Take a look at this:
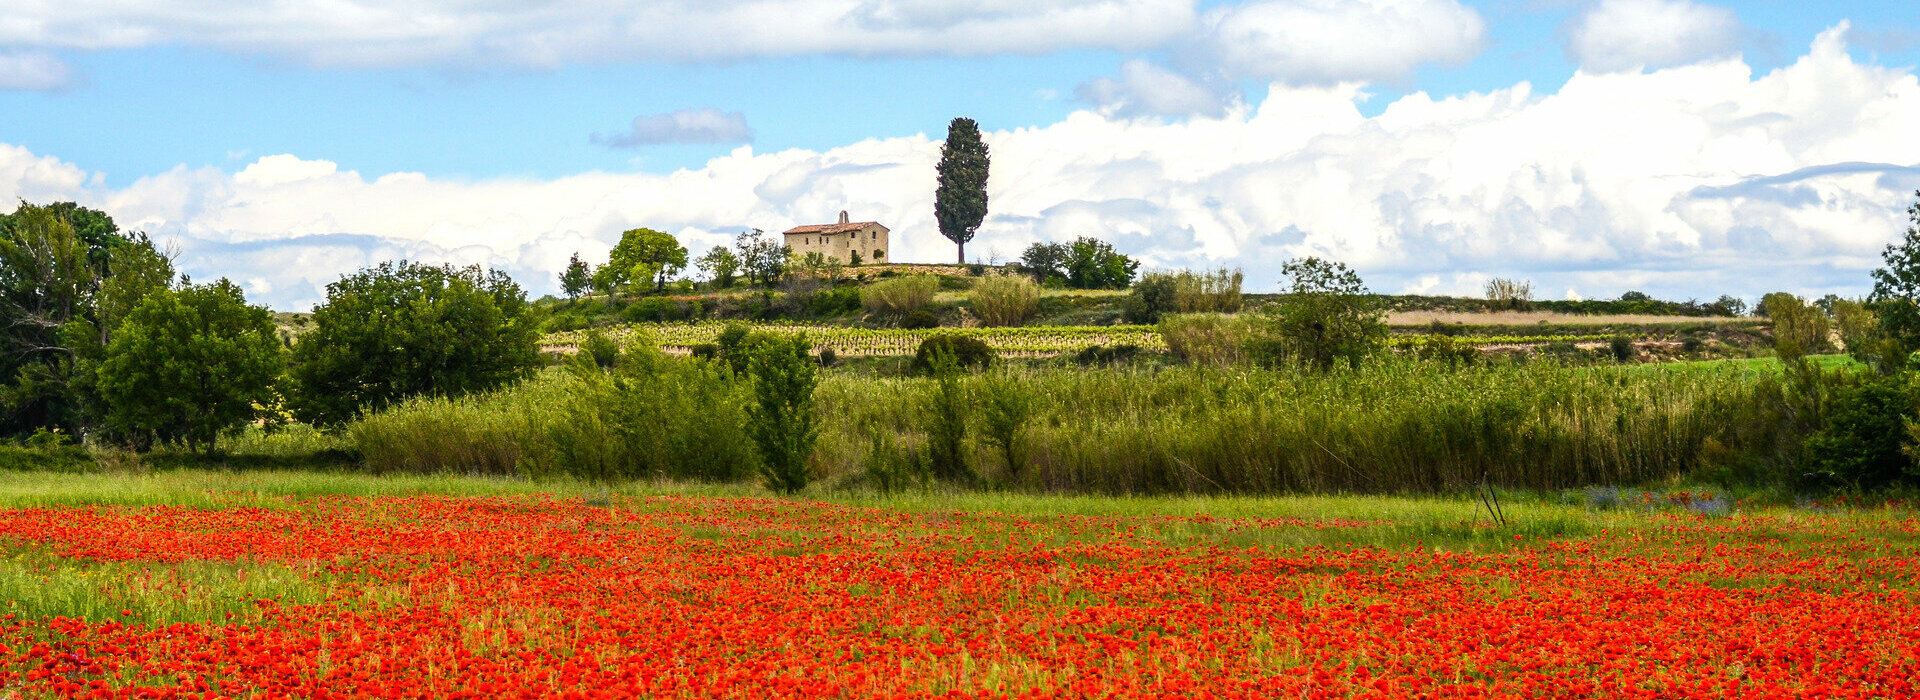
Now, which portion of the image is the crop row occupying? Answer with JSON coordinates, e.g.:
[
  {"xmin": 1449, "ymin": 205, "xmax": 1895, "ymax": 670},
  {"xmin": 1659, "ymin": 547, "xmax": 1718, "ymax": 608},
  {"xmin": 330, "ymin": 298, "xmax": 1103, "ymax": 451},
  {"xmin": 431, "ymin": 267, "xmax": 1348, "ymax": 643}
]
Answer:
[{"xmin": 546, "ymin": 323, "xmax": 1618, "ymax": 356}]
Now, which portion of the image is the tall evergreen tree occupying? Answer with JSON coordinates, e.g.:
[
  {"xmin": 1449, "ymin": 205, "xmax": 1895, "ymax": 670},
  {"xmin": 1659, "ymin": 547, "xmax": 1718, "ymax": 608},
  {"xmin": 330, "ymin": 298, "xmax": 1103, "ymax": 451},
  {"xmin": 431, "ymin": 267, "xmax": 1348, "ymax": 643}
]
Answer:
[
  {"xmin": 559, "ymin": 253, "xmax": 593, "ymax": 300},
  {"xmin": 934, "ymin": 117, "xmax": 990, "ymax": 264}
]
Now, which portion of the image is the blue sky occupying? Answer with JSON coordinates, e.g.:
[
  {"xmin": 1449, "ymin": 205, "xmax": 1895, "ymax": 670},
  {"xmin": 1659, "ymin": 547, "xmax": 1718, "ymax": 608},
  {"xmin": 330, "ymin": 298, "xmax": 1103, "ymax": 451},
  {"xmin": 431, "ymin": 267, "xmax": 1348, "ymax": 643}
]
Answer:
[{"xmin": 3, "ymin": 0, "xmax": 1919, "ymax": 309}]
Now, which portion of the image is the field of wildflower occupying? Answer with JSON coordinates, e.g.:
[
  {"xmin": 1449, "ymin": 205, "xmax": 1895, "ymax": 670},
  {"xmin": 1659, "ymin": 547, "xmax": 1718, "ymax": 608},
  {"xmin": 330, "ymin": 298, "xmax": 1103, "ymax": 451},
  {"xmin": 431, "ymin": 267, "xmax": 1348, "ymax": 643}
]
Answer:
[{"xmin": 0, "ymin": 473, "xmax": 1914, "ymax": 698}]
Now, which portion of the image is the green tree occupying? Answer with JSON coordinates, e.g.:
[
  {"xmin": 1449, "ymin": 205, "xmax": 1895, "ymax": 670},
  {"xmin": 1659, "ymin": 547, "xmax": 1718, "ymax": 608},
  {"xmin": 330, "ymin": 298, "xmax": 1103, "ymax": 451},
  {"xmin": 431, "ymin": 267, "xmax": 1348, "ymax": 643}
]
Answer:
[
  {"xmin": 735, "ymin": 229, "xmax": 788, "ymax": 287},
  {"xmin": 1064, "ymin": 236, "xmax": 1138, "ymax": 290},
  {"xmin": 289, "ymin": 261, "xmax": 540, "ymax": 426},
  {"xmin": 559, "ymin": 253, "xmax": 593, "ymax": 300},
  {"xmin": 978, "ymin": 369, "xmax": 1036, "ymax": 483},
  {"xmin": 1761, "ymin": 292, "xmax": 1830, "ymax": 360},
  {"xmin": 696, "ymin": 246, "xmax": 740, "ymax": 288},
  {"xmin": 96, "ymin": 279, "xmax": 284, "ymax": 455},
  {"xmin": 0, "ymin": 203, "xmax": 99, "ymax": 436},
  {"xmin": 923, "ymin": 347, "xmax": 973, "ymax": 484},
  {"xmin": 1871, "ymin": 189, "xmax": 1920, "ymax": 361},
  {"xmin": 746, "ymin": 335, "xmax": 821, "ymax": 495},
  {"xmin": 935, "ymin": 117, "xmax": 990, "ymax": 264},
  {"xmin": 1256, "ymin": 257, "xmax": 1386, "ymax": 371},
  {"xmin": 1018, "ymin": 241, "xmax": 1069, "ymax": 284},
  {"xmin": 600, "ymin": 228, "xmax": 687, "ymax": 293}
]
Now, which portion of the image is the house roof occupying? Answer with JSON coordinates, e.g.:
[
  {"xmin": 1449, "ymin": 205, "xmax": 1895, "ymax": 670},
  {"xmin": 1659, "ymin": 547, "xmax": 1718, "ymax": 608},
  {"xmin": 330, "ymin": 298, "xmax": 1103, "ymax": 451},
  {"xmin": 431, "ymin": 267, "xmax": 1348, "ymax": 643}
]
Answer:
[{"xmin": 782, "ymin": 221, "xmax": 883, "ymax": 236}]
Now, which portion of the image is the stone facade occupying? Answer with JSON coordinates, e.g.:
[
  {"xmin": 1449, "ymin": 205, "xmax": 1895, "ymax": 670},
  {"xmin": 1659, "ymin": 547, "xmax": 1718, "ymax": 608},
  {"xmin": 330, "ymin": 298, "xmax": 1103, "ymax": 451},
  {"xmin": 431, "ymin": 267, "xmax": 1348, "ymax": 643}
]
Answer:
[{"xmin": 782, "ymin": 211, "xmax": 889, "ymax": 265}]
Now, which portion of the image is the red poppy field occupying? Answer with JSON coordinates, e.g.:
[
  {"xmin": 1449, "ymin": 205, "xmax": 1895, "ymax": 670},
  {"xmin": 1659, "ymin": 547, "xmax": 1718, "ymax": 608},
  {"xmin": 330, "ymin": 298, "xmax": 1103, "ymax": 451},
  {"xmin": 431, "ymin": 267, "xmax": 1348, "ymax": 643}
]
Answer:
[{"xmin": 0, "ymin": 493, "xmax": 1916, "ymax": 699}]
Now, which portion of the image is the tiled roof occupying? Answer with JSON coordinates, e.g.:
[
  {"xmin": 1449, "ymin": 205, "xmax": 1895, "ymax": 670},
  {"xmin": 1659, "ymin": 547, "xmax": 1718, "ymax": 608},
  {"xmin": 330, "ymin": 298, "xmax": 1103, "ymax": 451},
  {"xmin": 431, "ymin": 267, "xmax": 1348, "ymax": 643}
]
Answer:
[{"xmin": 783, "ymin": 222, "xmax": 881, "ymax": 235}]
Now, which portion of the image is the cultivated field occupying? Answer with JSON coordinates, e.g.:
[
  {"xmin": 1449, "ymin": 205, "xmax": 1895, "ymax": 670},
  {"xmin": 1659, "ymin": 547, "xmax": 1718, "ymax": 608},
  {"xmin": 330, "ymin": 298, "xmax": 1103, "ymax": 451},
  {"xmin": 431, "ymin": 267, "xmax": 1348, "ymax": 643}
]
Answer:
[{"xmin": 0, "ymin": 472, "xmax": 1912, "ymax": 698}]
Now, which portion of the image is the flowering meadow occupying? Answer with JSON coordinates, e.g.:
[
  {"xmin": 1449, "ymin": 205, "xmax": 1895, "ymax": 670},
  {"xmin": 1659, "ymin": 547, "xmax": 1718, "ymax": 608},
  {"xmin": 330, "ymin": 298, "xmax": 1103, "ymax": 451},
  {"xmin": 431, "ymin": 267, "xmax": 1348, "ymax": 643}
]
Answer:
[{"xmin": 0, "ymin": 490, "xmax": 1916, "ymax": 698}]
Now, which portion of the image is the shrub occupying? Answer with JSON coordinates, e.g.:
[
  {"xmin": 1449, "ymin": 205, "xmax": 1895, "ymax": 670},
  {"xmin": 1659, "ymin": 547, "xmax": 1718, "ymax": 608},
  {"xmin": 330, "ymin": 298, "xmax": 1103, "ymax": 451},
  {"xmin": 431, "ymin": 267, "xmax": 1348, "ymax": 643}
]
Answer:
[
  {"xmin": 862, "ymin": 427, "xmax": 925, "ymax": 492},
  {"xmin": 923, "ymin": 348, "xmax": 973, "ymax": 484},
  {"xmin": 1074, "ymin": 344, "xmax": 1142, "ymax": 366},
  {"xmin": 900, "ymin": 309, "xmax": 940, "ymax": 330},
  {"xmin": 817, "ymin": 348, "xmax": 838, "ymax": 367},
  {"xmin": 1126, "ymin": 269, "xmax": 1244, "ymax": 323},
  {"xmin": 1159, "ymin": 314, "xmax": 1249, "ymax": 366},
  {"xmin": 716, "ymin": 324, "xmax": 781, "ymax": 375},
  {"xmin": 911, "ymin": 334, "xmax": 995, "ymax": 375},
  {"xmin": 809, "ymin": 286, "xmax": 862, "ymax": 318},
  {"xmin": 1122, "ymin": 274, "xmax": 1179, "ymax": 324},
  {"xmin": 978, "ymin": 370, "xmax": 1037, "ymax": 483},
  {"xmin": 690, "ymin": 343, "xmax": 720, "ymax": 361},
  {"xmin": 862, "ymin": 276, "xmax": 939, "ymax": 319},
  {"xmin": 290, "ymin": 261, "xmax": 539, "ymax": 426},
  {"xmin": 1608, "ymin": 335, "xmax": 1634, "ymax": 363},
  {"xmin": 1762, "ymin": 292, "xmax": 1831, "ymax": 359},
  {"xmin": 970, "ymin": 274, "xmax": 1041, "ymax": 327},
  {"xmin": 97, "ymin": 280, "xmax": 285, "ymax": 455},
  {"xmin": 1803, "ymin": 376, "xmax": 1917, "ymax": 491},
  {"xmin": 580, "ymin": 330, "xmax": 620, "ymax": 369},
  {"xmin": 1252, "ymin": 258, "xmax": 1385, "ymax": 371},
  {"xmin": 746, "ymin": 335, "xmax": 822, "ymax": 495},
  {"xmin": 624, "ymin": 296, "xmax": 690, "ymax": 323},
  {"xmin": 1484, "ymin": 278, "xmax": 1535, "ymax": 311}
]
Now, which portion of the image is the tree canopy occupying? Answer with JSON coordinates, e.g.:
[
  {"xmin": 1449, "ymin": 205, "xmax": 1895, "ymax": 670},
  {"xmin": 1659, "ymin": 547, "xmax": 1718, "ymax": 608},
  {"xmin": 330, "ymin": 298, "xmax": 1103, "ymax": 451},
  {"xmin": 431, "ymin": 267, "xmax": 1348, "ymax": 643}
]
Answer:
[
  {"xmin": 597, "ymin": 228, "xmax": 687, "ymax": 293},
  {"xmin": 1257, "ymin": 257, "xmax": 1387, "ymax": 371},
  {"xmin": 1871, "ymin": 189, "xmax": 1920, "ymax": 362},
  {"xmin": 935, "ymin": 117, "xmax": 990, "ymax": 264},
  {"xmin": 97, "ymin": 279, "xmax": 284, "ymax": 455},
  {"xmin": 289, "ymin": 261, "xmax": 540, "ymax": 426}
]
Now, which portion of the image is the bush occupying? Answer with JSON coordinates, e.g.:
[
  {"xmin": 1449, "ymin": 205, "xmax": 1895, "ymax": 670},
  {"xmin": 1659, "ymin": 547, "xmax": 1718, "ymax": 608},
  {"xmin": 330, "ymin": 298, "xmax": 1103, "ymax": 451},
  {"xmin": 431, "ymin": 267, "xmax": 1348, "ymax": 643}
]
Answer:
[
  {"xmin": 1252, "ymin": 258, "xmax": 1385, "ymax": 371},
  {"xmin": 1074, "ymin": 344, "xmax": 1142, "ymax": 366},
  {"xmin": 1762, "ymin": 292, "xmax": 1832, "ymax": 358},
  {"xmin": 97, "ymin": 280, "xmax": 286, "ymax": 455},
  {"xmin": 1122, "ymin": 274, "xmax": 1179, "ymax": 324},
  {"xmin": 809, "ymin": 286, "xmax": 862, "ymax": 318},
  {"xmin": 580, "ymin": 330, "xmax": 620, "ymax": 369},
  {"xmin": 1803, "ymin": 376, "xmax": 1917, "ymax": 491},
  {"xmin": 911, "ymin": 334, "xmax": 995, "ymax": 375},
  {"xmin": 716, "ymin": 324, "xmax": 781, "ymax": 375},
  {"xmin": 900, "ymin": 309, "xmax": 940, "ymax": 329},
  {"xmin": 624, "ymin": 296, "xmax": 690, "ymax": 323},
  {"xmin": 1159, "ymin": 314, "xmax": 1250, "ymax": 366},
  {"xmin": 923, "ymin": 348, "xmax": 973, "ymax": 484},
  {"xmin": 970, "ymin": 274, "xmax": 1041, "ymax": 327},
  {"xmin": 1125, "ymin": 269, "xmax": 1244, "ymax": 323},
  {"xmin": 746, "ymin": 335, "xmax": 822, "ymax": 495},
  {"xmin": 979, "ymin": 370, "xmax": 1037, "ymax": 483},
  {"xmin": 1484, "ymin": 278, "xmax": 1535, "ymax": 311},
  {"xmin": 817, "ymin": 347, "xmax": 838, "ymax": 367},
  {"xmin": 1608, "ymin": 335, "xmax": 1635, "ymax": 363},
  {"xmin": 862, "ymin": 276, "xmax": 939, "ymax": 319},
  {"xmin": 290, "ymin": 261, "xmax": 539, "ymax": 426}
]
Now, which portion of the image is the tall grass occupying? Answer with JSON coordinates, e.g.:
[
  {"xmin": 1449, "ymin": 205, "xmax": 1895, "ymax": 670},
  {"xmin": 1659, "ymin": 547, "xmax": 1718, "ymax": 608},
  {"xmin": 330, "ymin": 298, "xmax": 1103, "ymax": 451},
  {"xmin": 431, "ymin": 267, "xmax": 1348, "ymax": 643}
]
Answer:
[
  {"xmin": 969, "ymin": 274, "xmax": 1041, "ymax": 327},
  {"xmin": 346, "ymin": 354, "xmax": 1767, "ymax": 496},
  {"xmin": 861, "ymin": 276, "xmax": 939, "ymax": 318}
]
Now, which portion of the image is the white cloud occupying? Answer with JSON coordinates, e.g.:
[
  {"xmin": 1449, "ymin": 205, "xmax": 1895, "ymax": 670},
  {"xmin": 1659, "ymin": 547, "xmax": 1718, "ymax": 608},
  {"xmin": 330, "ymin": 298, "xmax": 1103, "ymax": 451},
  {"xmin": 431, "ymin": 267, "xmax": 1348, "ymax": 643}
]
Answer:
[
  {"xmin": 0, "ymin": 50, "xmax": 72, "ymax": 91},
  {"xmin": 594, "ymin": 109, "xmax": 754, "ymax": 148},
  {"xmin": 1565, "ymin": 0, "xmax": 1744, "ymax": 73},
  {"xmin": 1076, "ymin": 59, "xmax": 1228, "ymax": 118},
  {"xmin": 0, "ymin": 0, "xmax": 1194, "ymax": 67},
  {"xmin": 1198, "ymin": 0, "xmax": 1486, "ymax": 84},
  {"xmin": 3, "ymin": 24, "xmax": 1917, "ymax": 309}
]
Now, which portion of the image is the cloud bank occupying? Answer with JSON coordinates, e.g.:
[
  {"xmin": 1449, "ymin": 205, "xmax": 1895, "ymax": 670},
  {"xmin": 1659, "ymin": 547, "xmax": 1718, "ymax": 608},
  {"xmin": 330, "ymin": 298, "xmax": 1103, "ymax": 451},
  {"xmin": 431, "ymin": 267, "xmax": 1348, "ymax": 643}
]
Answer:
[{"xmin": 2, "ymin": 25, "xmax": 1916, "ymax": 310}]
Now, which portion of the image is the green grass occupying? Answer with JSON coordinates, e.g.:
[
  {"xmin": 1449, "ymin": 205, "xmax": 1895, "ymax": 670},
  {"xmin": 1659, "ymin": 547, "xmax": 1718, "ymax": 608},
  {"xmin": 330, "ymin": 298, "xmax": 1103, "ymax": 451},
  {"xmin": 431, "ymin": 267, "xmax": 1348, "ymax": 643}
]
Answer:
[{"xmin": 0, "ymin": 548, "xmax": 331, "ymax": 625}]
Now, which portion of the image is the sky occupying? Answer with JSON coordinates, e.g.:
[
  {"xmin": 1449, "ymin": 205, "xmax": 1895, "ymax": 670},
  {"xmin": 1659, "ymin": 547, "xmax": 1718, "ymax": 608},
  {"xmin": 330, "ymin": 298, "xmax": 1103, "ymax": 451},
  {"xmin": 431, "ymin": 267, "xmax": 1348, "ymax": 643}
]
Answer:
[{"xmin": 2, "ymin": 0, "xmax": 1919, "ymax": 310}]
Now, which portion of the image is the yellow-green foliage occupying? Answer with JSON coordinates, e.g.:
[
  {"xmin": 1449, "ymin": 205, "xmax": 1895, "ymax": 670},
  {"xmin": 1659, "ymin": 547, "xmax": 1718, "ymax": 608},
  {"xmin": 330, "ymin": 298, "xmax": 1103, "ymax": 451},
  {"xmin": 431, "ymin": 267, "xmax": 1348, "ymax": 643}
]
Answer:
[
  {"xmin": 1173, "ymin": 268, "xmax": 1244, "ymax": 313},
  {"xmin": 351, "ymin": 373, "xmax": 569, "ymax": 474},
  {"xmin": 1158, "ymin": 313, "xmax": 1251, "ymax": 365},
  {"xmin": 969, "ymin": 274, "xmax": 1041, "ymax": 327},
  {"xmin": 861, "ymin": 275, "xmax": 939, "ymax": 317}
]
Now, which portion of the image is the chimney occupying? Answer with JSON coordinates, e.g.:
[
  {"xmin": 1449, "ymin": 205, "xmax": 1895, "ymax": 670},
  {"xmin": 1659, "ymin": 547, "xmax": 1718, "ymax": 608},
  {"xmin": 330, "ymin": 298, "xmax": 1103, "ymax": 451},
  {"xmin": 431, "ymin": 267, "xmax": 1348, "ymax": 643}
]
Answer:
[{"xmin": 838, "ymin": 211, "xmax": 849, "ymax": 224}]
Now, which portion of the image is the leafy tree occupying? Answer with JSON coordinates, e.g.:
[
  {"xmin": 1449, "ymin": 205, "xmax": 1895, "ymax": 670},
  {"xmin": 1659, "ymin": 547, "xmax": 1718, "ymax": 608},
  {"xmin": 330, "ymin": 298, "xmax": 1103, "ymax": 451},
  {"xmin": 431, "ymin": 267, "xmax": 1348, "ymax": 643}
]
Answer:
[
  {"xmin": 978, "ymin": 369, "xmax": 1036, "ymax": 483},
  {"xmin": 696, "ymin": 246, "xmax": 740, "ymax": 288},
  {"xmin": 1019, "ymin": 241, "xmax": 1069, "ymax": 284},
  {"xmin": 734, "ymin": 229, "xmax": 789, "ymax": 287},
  {"xmin": 96, "ymin": 279, "xmax": 284, "ymax": 455},
  {"xmin": 1761, "ymin": 292, "xmax": 1830, "ymax": 360},
  {"xmin": 923, "ymin": 347, "xmax": 973, "ymax": 484},
  {"xmin": 1803, "ymin": 376, "xmax": 1917, "ymax": 491},
  {"xmin": 289, "ymin": 261, "xmax": 540, "ymax": 426},
  {"xmin": 1871, "ymin": 189, "xmax": 1920, "ymax": 359},
  {"xmin": 935, "ymin": 117, "xmax": 990, "ymax": 264},
  {"xmin": 746, "ymin": 335, "xmax": 820, "ymax": 495},
  {"xmin": 1064, "ymin": 236, "xmax": 1138, "ymax": 290},
  {"xmin": 559, "ymin": 253, "xmax": 593, "ymax": 300},
  {"xmin": 1255, "ymin": 257, "xmax": 1386, "ymax": 371},
  {"xmin": 1712, "ymin": 294, "xmax": 1749, "ymax": 317},
  {"xmin": 1484, "ymin": 278, "xmax": 1534, "ymax": 311},
  {"xmin": 0, "ymin": 203, "xmax": 106, "ymax": 436},
  {"xmin": 600, "ymin": 228, "xmax": 687, "ymax": 293}
]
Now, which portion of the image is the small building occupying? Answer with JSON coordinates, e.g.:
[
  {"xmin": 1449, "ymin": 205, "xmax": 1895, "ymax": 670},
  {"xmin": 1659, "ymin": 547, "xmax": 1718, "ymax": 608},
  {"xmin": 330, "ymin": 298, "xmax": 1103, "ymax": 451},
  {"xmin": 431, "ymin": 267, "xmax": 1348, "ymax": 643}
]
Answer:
[{"xmin": 782, "ymin": 211, "xmax": 888, "ymax": 265}]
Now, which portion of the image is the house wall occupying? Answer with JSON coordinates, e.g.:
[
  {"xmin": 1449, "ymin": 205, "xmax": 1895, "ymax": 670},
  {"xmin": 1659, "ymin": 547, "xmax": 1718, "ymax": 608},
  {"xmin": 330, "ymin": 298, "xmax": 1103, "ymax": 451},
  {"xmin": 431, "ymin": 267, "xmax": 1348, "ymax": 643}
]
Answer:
[{"xmin": 783, "ymin": 224, "xmax": 889, "ymax": 265}]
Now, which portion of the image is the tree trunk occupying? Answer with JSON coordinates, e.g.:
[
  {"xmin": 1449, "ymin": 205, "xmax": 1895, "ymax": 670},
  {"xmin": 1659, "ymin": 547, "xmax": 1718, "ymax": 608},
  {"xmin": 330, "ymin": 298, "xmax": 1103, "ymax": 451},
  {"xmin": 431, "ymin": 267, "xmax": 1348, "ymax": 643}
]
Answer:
[{"xmin": 957, "ymin": 241, "xmax": 965, "ymax": 264}]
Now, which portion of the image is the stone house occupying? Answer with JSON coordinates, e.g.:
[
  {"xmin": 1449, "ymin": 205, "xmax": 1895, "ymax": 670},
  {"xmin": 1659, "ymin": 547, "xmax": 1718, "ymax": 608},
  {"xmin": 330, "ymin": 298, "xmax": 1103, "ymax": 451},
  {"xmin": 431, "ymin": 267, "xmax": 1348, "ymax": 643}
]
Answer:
[{"xmin": 782, "ymin": 212, "xmax": 888, "ymax": 265}]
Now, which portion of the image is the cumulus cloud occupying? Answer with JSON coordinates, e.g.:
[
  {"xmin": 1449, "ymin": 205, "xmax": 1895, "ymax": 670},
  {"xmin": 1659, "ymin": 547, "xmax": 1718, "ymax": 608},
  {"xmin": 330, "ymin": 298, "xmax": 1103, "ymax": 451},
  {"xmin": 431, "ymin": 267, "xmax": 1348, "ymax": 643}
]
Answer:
[
  {"xmin": 594, "ymin": 109, "xmax": 754, "ymax": 148},
  {"xmin": 1075, "ymin": 59, "xmax": 1228, "ymax": 118},
  {"xmin": 1198, "ymin": 0, "xmax": 1486, "ymax": 84},
  {"xmin": 3, "ymin": 24, "xmax": 1917, "ymax": 309},
  {"xmin": 0, "ymin": 50, "xmax": 73, "ymax": 91},
  {"xmin": 0, "ymin": 0, "xmax": 1193, "ymax": 68},
  {"xmin": 1565, "ymin": 0, "xmax": 1744, "ymax": 73}
]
